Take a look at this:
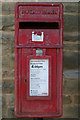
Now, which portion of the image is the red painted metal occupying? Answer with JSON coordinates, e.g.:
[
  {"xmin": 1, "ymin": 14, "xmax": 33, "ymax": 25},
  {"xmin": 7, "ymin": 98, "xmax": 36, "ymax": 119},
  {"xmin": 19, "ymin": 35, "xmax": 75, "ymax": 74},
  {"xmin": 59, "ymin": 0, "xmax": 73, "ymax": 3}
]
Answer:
[{"xmin": 15, "ymin": 2, "xmax": 63, "ymax": 118}]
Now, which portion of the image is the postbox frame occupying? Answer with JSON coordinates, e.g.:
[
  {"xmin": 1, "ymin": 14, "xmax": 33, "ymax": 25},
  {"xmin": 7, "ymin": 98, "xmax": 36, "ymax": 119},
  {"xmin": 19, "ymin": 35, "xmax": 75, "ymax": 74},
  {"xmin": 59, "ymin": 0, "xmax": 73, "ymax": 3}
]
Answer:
[{"xmin": 15, "ymin": 2, "xmax": 63, "ymax": 118}]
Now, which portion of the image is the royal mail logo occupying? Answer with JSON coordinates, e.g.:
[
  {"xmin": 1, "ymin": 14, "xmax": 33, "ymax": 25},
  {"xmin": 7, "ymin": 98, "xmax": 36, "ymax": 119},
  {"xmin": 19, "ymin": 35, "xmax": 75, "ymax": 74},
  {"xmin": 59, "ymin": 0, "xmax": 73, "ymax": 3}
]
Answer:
[{"xmin": 21, "ymin": 9, "xmax": 58, "ymax": 15}]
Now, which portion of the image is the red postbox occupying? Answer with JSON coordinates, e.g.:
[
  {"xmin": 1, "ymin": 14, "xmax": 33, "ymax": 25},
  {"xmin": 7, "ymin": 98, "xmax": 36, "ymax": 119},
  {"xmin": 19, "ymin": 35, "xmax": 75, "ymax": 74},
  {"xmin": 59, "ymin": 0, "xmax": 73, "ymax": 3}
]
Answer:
[{"xmin": 15, "ymin": 2, "xmax": 63, "ymax": 118}]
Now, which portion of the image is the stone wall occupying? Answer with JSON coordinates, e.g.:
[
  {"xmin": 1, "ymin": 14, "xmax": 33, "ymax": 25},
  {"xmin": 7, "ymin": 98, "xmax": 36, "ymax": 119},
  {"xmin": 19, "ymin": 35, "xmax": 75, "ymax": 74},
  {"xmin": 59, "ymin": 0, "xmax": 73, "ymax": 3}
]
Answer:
[{"xmin": 0, "ymin": 1, "xmax": 79, "ymax": 119}]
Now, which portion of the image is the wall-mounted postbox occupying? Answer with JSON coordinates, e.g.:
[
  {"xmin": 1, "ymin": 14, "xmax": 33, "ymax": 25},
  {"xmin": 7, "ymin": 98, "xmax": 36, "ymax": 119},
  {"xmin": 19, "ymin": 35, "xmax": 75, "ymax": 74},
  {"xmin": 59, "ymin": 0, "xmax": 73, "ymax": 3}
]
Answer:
[{"xmin": 15, "ymin": 2, "xmax": 63, "ymax": 118}]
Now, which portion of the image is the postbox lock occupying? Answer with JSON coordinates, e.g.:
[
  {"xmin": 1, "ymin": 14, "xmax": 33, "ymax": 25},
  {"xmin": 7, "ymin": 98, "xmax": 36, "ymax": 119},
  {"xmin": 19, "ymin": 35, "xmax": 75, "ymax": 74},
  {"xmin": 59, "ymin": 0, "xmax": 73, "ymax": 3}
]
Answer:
[
  {"xmin": 36, "ymin": 49, "xmax": 43, "ymax": 56},
  {"xmin": 24, "ymin": 78, "xmax": 27, "ymax": 83}
]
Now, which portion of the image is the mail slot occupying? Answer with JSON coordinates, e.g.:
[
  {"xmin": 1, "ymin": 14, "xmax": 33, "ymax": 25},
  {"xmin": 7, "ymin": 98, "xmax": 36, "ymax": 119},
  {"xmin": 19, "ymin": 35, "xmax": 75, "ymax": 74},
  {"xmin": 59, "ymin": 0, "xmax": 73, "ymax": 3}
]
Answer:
[{"xmin": 15, "ymin": 2, "xmax": 63, "ymax": 118}]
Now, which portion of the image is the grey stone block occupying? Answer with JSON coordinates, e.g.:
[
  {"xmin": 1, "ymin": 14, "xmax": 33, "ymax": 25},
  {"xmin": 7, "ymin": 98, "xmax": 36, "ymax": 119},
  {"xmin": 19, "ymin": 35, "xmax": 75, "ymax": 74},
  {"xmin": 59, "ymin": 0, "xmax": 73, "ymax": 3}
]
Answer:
[{"xmin": 63, "ymin": 13, "xmax": 78, "ymax": 32}]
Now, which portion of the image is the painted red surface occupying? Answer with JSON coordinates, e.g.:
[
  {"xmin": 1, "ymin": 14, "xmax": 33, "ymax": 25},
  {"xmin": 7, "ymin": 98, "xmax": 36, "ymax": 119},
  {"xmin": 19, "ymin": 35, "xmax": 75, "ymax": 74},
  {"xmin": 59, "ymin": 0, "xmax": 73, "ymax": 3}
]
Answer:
[{"xmin": 15, "ymin": 2, "xmax": 63, "ymax": 118}]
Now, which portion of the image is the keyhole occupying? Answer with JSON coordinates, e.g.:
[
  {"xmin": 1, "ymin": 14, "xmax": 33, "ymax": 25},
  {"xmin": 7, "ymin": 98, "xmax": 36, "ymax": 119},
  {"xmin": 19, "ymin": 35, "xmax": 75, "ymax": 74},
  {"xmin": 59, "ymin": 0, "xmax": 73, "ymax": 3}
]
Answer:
[{"xmin": 25, "ymin": 78, "xmax": 27, "ymax": 83}]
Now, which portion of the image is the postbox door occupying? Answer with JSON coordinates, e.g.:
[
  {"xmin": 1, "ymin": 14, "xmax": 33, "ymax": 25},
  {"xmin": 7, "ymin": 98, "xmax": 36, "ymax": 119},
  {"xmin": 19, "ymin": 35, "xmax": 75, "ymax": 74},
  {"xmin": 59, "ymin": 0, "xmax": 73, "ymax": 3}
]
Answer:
[{"xmin": 18, "ymin": 48, "xmax": 59, "ymax": 116}]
